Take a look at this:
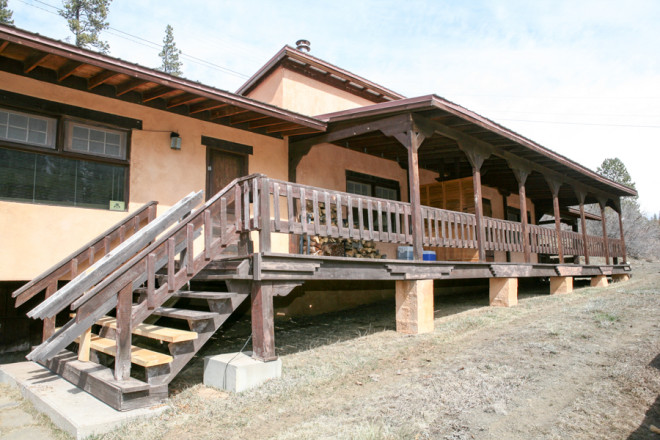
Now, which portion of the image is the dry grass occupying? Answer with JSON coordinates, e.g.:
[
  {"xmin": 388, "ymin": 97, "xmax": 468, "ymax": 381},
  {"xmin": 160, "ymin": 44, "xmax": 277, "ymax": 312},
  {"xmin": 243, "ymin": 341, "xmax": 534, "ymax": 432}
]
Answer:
[{"xmin": 10, "ymin": 261, "xmax": 660, "ymax": 439}]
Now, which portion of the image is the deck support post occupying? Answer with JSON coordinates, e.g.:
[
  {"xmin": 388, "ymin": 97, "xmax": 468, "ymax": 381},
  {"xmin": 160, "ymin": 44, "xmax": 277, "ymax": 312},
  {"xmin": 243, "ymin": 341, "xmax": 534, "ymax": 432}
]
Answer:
[
  {"xmin": 42, "ymin": 280, "xmax": 57, "ymax": 342},
  {"xmin": 590, "ymin": 275, "xmax": 608, "ymax": 287},
  {"xmin": 458, "ymin": 142, "xmax": 491, "ymax": 262},
  {"xmin": 597, "ymin": 198, "xmax": 610, "ymax": 265},
  {"xmin": 395, "ymin": 280, "xmax": 434, "ymax": 334},
  {"xmin": 545, "ymin": 177, "xmax": 564, "ymax": 264},
  {"xmin": 509, "ymin": 162, "xmax": 532, "ymax": 263},
  {"xmin": 613, "ymin": 198, "xmax": 627, "ymax": 264},
  {"xmin": 251, "ymin": 281, "xmax": 277, "ymax": 362},
  {"xmin": 489, "ymin": 277, "xmax": 518, "ymax": 307},
  {"xmin": 114, "ymin": 283, "xmax": 133, "ymax": 381},
  {"xmin": 612, "ymin": 274, "xmax": 630, "ymax": 283},
  {"xmin": 574, "ymin": 189, "xmax": 590, "ymax": 265},
  {"xmin": 549, "ymin": 276, "xmax": 573, "ymax": 295}
]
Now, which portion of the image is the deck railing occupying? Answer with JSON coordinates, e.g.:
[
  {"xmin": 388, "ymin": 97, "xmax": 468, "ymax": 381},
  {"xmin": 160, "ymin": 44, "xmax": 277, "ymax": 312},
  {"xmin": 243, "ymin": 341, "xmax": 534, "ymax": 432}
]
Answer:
[{"xmin": 259, "ymin": 177, "xmax": 623, "ymax": 261}]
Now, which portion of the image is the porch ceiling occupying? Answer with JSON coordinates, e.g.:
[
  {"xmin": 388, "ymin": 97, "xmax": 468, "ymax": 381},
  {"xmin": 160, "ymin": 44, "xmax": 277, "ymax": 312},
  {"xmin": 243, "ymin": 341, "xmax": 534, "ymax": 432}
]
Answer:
[
  {"xmin": 295, "ymin": 95, "xmax": 637, "ymax": 209},
  {"xmin": 0, "ymin": 25, "xmax": 325, "ymax": 138}
]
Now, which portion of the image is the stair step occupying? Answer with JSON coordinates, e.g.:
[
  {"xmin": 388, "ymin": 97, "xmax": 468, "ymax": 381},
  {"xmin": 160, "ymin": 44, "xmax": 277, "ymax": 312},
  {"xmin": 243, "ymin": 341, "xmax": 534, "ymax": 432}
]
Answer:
[
  {"xmin": 76, "ymin": 334, "xmax": 173, "ymax": 367},
  {"xmin": 152, "ymin": 307, "xmax": 220, "ymax": 321},
  {"xmin": 96, "ymin": 316, "xmax": 198, "ymax": 343},
  {"xmin": 172, "ymin": 291, "xmax": 236, "ymax": 300}
]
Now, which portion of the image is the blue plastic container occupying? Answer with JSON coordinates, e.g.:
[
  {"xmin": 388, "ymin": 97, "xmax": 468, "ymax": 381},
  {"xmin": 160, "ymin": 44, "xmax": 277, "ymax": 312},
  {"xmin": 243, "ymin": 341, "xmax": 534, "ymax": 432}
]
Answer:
[{"xmin": 423, "ymin": 250, "xmax": 437, "ymax": 261}]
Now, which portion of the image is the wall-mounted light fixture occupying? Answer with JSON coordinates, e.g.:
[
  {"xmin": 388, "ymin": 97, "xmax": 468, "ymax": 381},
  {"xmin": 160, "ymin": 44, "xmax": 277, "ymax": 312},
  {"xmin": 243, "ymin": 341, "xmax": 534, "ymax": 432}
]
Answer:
[{"xmin": 170, "ymin": 132, "xmax": 181, "ymax": 150}]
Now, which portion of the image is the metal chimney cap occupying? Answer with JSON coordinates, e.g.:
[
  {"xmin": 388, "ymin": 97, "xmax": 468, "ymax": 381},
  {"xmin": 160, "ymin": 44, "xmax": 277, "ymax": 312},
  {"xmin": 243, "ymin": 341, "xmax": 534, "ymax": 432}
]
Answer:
[{"xmin": 295, "ymin": 39, "xmax": 310, "ymax": 52}]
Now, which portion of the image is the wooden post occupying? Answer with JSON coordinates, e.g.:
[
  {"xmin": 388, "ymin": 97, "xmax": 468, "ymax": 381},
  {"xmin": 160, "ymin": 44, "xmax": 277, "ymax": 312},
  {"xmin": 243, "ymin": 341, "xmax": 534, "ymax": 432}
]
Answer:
[
  {"xmin": 78, "ymin": 327, "xmax": 92, "ymax": 362},
  {"xmin": 510, "ymin": 163, "xmax": 531, "ymax": 263},
  {"xmin": 114, "ymin": 283, "xmax": 133, "ymax": 381},
  {"xmin": 259, "ymin": 177, "xmax": 272, "ymax": 253},
  {"xmin": 42, "ymin": 280, "xmax": 57, "ymax": 342},
  {"xmin": 614, "ymin": 198, "xmax": 627, "ymax": 264},
  {"xmin": 459, "ymin": 142, "xmax": 491, "ymax": 262},
  {"xmin": 251, "ymin": 282, "xmax": 276, "ymax": 362},
  {"xmin": 498, "ymin": 189, "xmax": 511, "ymax": 262},
  {"xmin": 575, "ymin": 189, "xmax": 590, "ymax": 265},
  {"xmin": 545, "ymin": 177, "xmax": 564, "ymax": 264},
  {"xmin": 598, "ymin": 198, "xmax": 610, "ymax": 265}
]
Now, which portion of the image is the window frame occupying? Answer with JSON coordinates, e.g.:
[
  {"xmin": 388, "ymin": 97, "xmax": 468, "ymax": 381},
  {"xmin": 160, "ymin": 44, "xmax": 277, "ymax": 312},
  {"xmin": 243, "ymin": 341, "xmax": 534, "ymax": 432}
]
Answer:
[
  {"xmin": 345, "ymin": 170, "xmax": 401, "ymax": 202},
  {"xmin": 0, "ymin": 100, "xmax": 133, "ymax": 211}
]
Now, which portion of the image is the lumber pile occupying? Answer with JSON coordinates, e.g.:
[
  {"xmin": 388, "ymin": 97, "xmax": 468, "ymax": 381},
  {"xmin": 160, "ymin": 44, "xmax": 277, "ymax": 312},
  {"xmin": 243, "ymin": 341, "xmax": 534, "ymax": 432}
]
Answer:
[{"xmin": 304, "ymin": 201, "xmax": 385, "ymax": 259}]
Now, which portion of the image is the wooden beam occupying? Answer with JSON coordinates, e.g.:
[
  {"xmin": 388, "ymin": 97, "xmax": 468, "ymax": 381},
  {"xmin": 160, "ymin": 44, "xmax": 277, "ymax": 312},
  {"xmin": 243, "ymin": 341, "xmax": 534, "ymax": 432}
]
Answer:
[
  {"xmin": 23, "ymin": 52, "xmax": 50, "ymax": 73},
  {"xmin": 545, "ymin": 177, "xmax": 564, "ymax": 263},
  {"xmin": 142, "ymin": 85, "xmax": 172, "ymax": 102},
  {"xmin": 88, "ymin": 70, "xmax": 120, "ymax": 90},
  {"xmin": 116, "ymin": 78, "xmax": 146, "ymax": 96},
  {"xmin": 0, "ymin": 40, "xmax": 9, "ymax": 53},
  {"xmin": 189, "ymin": 101, "xmax": 227, "ymax": 114},
  {"xmin": 166, "ymin": 93, "xmax": 202, "ymax": 109},
  {"xmin": 251, "ymin": 282, "xmax": 277, "ymax": 362},
  {"xmin": 57, "ymin": 61, "xmax": 84, "ymax": 82},
  {"xmin": 209, "ymin": 105, "xmax": 248, "ymax": 120}
]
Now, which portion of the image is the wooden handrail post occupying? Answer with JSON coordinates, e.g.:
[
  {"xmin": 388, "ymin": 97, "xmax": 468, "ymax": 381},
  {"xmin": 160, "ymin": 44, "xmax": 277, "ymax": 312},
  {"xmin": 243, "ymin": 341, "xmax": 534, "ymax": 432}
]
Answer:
[
  {"xmin": 598, "ymin": 198, "xmax": 610, "ymax": 265},
  {"xmin": 259, "ymin": 177, "xmax": 272, "ymax": 253},
  {"xmin": 42, "ymin": 280, "xmax": 57, "ymax": 342},
  {"xmin": 114, "ymin": 283, "xmax": 133, "ymax": 381},
  {"xmin": 509, "ymin": 161, "xmax": 531, "ymax": 263},
  {"xmin": 545, "ymin": 177, "xmax": 564, "ymax": 263}
]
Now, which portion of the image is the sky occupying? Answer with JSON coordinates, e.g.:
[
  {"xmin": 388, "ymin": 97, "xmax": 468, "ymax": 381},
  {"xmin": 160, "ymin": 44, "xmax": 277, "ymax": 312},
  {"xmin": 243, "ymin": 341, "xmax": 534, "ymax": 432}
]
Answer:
[{"xmin": 8, "ymin": 0, "xmax": 660, "ymax": 215}]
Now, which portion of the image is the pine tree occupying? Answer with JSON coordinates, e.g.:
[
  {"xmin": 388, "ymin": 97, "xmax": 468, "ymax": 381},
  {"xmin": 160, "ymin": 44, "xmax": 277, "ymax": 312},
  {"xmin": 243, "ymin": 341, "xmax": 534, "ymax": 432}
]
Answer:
[
  {"xmin": 157, "ymin": 25, "xmax": 183, "ymax": 76},
  {"xmin": 596, "ymin": 157, "xmax": 636, "ymax": 190},
  {"xmin": 0, "ymin": 0, "xmax": 14, "ymax": 25},
  {"xmin": 59, "ymin": 0, "xmax": 111, "ymax": 53}
]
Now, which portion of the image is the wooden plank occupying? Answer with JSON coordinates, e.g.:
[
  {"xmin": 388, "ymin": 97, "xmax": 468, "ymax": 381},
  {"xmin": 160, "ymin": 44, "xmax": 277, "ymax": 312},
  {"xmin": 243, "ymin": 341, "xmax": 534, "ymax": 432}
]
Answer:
[
  {"xmin": 96, "ymin": 316, "xmax": 197, "ymax": 343},
  {"xmin": 146, "ymin": 253, "xmax": 156, "ymax": 310},
  {"xmin": 186, "ymin": 224, "xmax": 194, "ymax": 276},
  {"xmin": 77, "ymin": 327, "xmax": 92, "ymax": 362},
  {"xmin": 273, "ymin": 182, "xmax": 281, "ymax": 232},
  {"xmin": 114, "ymin": 284, "xmax": 133, "ymax": 381},
  {"xmin": 80, "ymin": 334, "xmax": 173, "ymax": 367},
  {"xmin": 259, "ymin": 177, "xmax": 272, "ymax": 252},
  {"xmin": 172, "ymin": 291, "xmax": 237, "ymax": 300},
  {"xmin": 151, "ymin": 307, "xmax": 219, "ymax": 321},
  {"xmin": 42, "ymin": 281, "xmax": 57, "ymax": 342},
  {"xmin": 312, "ymin": 190, "xmax": 320, "ymax": 235},
  {"xmin": 287, "ymin": 184, "xmax": 295, "ymax": 234},
  {"xmin": 357, "ymin": 198, "xmax": 364, "ymax": 239},
  {"xmin": 337, "ymin": 194, "xmax": 346, "ymax": 238},
  {"xmin": 28, "ymin": 193, "xmax": 201, "ymax": 320},
  {"xmin": 300, "ymin": 187, "xmax": 307, "ymax": 235}
]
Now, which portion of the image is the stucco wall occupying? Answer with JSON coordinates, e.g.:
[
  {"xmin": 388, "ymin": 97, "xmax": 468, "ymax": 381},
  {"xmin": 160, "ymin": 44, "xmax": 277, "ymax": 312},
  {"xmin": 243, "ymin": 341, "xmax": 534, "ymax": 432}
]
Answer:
[{"xmin": 0, "ymin": 72, "xmax": 289, "ymax": 280}]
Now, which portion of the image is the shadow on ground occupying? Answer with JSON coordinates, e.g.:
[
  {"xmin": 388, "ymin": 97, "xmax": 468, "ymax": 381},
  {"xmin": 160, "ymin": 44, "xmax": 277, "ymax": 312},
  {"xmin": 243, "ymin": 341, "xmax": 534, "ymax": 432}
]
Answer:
[{"xmin": 627, "ymin": 353, "xmax": 660, "ymax": 439}]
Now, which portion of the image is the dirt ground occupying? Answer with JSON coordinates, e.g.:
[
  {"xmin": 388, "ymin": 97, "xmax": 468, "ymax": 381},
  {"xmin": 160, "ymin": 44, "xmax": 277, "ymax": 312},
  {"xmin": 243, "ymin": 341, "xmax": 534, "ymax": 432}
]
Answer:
[{"xmin": 5, "ymin": 261, "xmax": 660, "ymax": 439}]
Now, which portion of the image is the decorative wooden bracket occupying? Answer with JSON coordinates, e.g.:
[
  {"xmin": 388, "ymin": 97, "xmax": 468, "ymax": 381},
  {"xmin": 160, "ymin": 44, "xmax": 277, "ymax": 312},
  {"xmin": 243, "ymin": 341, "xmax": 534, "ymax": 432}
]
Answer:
[
  {"xmin": 459, "ymin": 141, "xmax": 492, "ymax": 171},
  {"xmin": 508, "ymin": 159, "xmax": 532, "ymax": 185},
  {"xmin": 544, "ymin": 176, "xmax": 562, "ymax": 197}
]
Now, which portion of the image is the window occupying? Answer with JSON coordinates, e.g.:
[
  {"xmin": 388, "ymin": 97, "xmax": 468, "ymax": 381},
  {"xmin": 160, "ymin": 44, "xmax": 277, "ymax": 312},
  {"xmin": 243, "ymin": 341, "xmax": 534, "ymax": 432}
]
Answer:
[
  {"xmin": 0, "ymin": 108, "xmax": 56, "ymax": 149},
  {"xmin": 346, "ymin": 170, "xmax": 400, "ymax": 201},
  {"xmin": 0, "ymin": 105, "xmax": 130, "ymax": 210}
]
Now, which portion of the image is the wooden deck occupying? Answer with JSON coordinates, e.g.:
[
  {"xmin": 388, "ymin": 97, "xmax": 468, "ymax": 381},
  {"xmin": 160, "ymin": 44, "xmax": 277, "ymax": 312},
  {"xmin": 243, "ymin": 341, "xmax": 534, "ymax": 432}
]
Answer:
[{"xmin": 196, "ymin": 253, "xmax": 632, "ymax": 282}]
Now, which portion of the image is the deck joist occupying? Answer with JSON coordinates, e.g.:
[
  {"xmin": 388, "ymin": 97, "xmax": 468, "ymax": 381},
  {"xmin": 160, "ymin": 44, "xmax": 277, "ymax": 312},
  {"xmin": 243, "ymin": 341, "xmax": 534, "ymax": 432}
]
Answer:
[{"xmin": 194, "ymin": 253, "xmax": 631, "ymax": 282}]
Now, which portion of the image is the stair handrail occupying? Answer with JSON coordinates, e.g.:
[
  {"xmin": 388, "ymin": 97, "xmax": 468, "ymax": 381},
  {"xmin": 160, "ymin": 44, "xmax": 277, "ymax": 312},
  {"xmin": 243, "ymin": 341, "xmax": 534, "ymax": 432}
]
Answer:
[
  {"xmin": 28, "ymin": 191, "xmax": 204, "ymax": 321},
  {"xmin": 27, "ymin": 174, "xmax": 263, "ymax": 362},
  {"xmin": 12, "ymin": 201, "xmax": 159, "ymax": 307}
]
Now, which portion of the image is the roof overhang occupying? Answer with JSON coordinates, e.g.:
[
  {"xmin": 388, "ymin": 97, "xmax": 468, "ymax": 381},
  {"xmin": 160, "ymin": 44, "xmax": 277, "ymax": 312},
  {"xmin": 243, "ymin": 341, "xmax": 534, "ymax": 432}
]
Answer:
[
  {"xmin": 0, "ymin": 25, "xmax": 326, "ymax": 138},
  {"xmin": 236, "ymin": 45, "xmax": 405, "ymax": 104},
  {"xmin": 293, "ymin": 95, "xmax": 637, "ymax": 207}
]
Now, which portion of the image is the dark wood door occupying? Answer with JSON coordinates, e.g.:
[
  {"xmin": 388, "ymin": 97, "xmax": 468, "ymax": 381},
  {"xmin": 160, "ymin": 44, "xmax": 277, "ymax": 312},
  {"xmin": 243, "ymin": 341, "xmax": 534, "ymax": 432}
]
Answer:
[{"xmin": 206, "ymin": 148, "xmax": 247, "ymax": 199}]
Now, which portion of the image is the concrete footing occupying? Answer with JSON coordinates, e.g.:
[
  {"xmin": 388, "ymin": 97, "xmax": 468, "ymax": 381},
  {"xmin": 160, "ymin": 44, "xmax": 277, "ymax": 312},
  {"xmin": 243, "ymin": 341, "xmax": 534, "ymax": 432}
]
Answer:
[
  {"xmin": 549, "ymin": 276, "xmax": 573, "ymax": 295},
  {"xmin": 395, "ymin": 279, "xmax": 434, "ymax": 334},
  {"xmin": 0, "ymin": 361, "xmax": 165, "ymax": 440},
  {"xmin": 590, "ymin": 275, "xmax": 609, "ymax": 287},
  {"xmin": 204, "ymin": 351, "xmax": 281, "ymax": 393},
  {"xmin": 489, "ymin": 278, "xmax": 518, "ymax": 307},
  {"xmin": 612, "ymin": 274, "xmax": 630, "ymax": 283}
]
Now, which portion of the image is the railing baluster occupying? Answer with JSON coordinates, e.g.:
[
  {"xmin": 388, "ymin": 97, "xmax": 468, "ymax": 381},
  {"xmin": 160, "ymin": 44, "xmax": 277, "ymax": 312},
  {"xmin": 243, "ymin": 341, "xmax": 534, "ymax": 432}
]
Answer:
[
  {"xmin": 312, "ymin": 190, "xmax": 320, "ymax": 235},
  {"xmin": 243, "ymin": 182, "xmax": 250, "ymax": 231},
  {"xmin": 273, "ymin": 182, "xmax": 281, "ymax": 232},
  {"xmin": 252, "ymin": 178, "xmax": 259, "ymax": 230},
  {"xmin": 357, "ymin": 198, "xmax": 364, "ymax": 240},
  {"xmin": 147, "ymin": 253, "xmax": 156, "ymax": 310},
  {"xmin": 403, "ymin": 204, "xmax": 410, "ymax": 244},
  {"xmin": 377, "ymin": 201, "xmax": 383, "ymax": 242},
  {"xmin": 367, "ymin": 199, "xmax": 374, "ymax": 240},
  {"xmin": 167, "ymin": 237, "xmax": 175, "ymax": 292},
  {"xmin": 204, "ymin": 210, "xmax": 212, "ymax": 260},
  {"xmin": 287, "ymin": 184, "xmax": 294, "ymax": 233},
  {"xmin": 434, "ymin": 209, "xmax": 440, "ymax": 247},
  {"xmin": 324, "ymin": 191, "xmax": 332, "ymax": 237},
  {"xmin": 347, "ymin": 195, "xmax": 354, "ymax": 239},
  {"xmin": 186, "ymin": 224, "xmax": 194, "ymax": 276},
  {"xmin": 395, "ymin": 203, "xmax": 401, "ymax": 243},
  {"xmin": 387, "ymin": 202, "xmax": 393, "ymax": 242},
  {"xmin": 300, "ymin": 187, "xmax": 307, "ymax": 236},
  {"xmin": 220, "ymin": 197, "xmax": 227, "ymax": 242},
  {"xmin": 337, "ymin": 194, "xmax": 346, "ymax": 238},
  {"xmin": 235, "ymin": 184, "xmax": 242, "ymax": 231}
]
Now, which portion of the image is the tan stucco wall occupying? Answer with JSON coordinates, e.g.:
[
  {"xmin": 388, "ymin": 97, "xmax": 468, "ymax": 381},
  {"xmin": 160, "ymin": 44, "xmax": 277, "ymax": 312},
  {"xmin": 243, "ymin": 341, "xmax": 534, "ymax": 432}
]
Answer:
[
  {"xmin": 247, "ymin": 67, "xmax": 378, "ymax": 117},
  {"xmin": 0, "ymin": 72, "xmax": 289, "ymax": 280}
]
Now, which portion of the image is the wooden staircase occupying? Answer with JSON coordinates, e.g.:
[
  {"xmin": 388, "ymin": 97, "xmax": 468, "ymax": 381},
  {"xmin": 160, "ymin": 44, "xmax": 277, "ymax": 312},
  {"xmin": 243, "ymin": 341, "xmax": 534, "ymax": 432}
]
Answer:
[{"xmin": 13, "ymin": 175, "xmax": 266, "ymax": 410}]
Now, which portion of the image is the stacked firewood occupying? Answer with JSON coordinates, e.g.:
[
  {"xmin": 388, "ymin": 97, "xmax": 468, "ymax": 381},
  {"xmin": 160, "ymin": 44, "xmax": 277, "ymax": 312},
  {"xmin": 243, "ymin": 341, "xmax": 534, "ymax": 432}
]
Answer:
[{"xmin": 304, "ymin": 201, "xmax": 385, "ymax": 259}]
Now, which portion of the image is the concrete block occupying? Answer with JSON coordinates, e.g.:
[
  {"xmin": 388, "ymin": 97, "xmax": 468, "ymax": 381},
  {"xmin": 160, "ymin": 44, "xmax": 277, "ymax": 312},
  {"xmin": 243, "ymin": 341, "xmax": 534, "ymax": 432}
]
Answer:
[
  {"xmin": 489, "ymin": 278, "xmax": 518, "ymax": 307},
  {"xmin": 395, "ymin": 279, "xmax": 434, "ymax": 334},
  {"xmin": 549, "ymin": 276, "xmax": 573, "ymax": 295},
  {"xmin": 0, "ymin": 361, "xmax": 165, "ymax": 440},
  {"xmin": 204, "ymin": 351, "xmax": 281, "ymax": 393},
  {"xmin": 612, "ymin": 274, "xmax": 630, "ymax": 283},
  {"xmin": 590, "ymin": 275, "xmax": 609, "ymax": 287}
]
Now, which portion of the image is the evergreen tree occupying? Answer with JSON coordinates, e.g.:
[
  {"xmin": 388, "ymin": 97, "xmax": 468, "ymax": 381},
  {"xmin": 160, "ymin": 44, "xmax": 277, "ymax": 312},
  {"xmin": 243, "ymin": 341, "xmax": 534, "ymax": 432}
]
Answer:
[
  {"xmin": 0, "ymin": 0, "xmax": 14, "ymax": 25},
  {"xmin": 157, "ymin": 25, "xmax": 183, "ymax": 76},
  {"xmin": 596, "ymin": 157, "xmax": 636, "ymax": 190},
  {"xmin": 59, "ymin": 0, "xmax": 111, "ymax": 53}
]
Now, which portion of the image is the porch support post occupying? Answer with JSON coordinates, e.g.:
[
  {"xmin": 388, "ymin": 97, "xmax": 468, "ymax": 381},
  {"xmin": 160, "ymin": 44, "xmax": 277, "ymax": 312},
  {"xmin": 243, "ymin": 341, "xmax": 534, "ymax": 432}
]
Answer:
[
  {"xmin": 545, "ymin": 177, "xmax": 564, "ymax": 264},
  {"xmin": 489, "ymin": 278, "xmax": 518, "ymax": 307},
  {"xmin": 459, "ymin": 142, "xmax": 491, "ymax": 262},
  {"xmin": 575, "ymin": 189, "xmax": 590, "ymax": 265},
  {"xmin": 597, "ymin": 198, "xmax": 610, "ymax": 265},
  {"xmin": 114, "ymin": 283, "xmax": 133, "ymax": 381},
  {"xmin": 251, "ymin": 281, "xmax": 277, "ymax": 362},
  {"xmin": 613, "ymin": 198, "xmax": 627, "ymax": 264},
  {"xmin": 391, "ymin": 123, "xmax": 429, "ymax": 261},
  {"xmin": 549, "ymin": 276, "xmax": 573, "ymax": 295},
  {"xmin": 509, "ymin": 161, "xmax": 532, "ymax": 263},
  {"xmin": 498, "ymin": 189, "xmax": 511, "ymax": 262}
]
